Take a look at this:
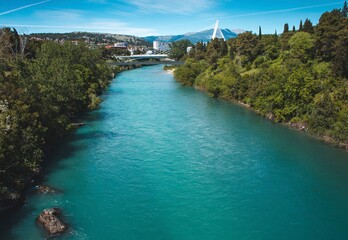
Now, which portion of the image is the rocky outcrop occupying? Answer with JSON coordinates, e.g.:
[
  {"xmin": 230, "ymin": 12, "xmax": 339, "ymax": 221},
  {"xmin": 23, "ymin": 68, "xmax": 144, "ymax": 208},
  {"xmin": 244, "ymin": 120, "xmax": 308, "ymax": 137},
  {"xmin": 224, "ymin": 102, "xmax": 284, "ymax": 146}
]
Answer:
[
  {"xmin": 37, "ymin": 208, "xmax": 67, "ymax": 235},
  {"xmin": 266, "ymin": 113, "xmax": 274, "ymax": 121},
  {"xmin": 0, "ymin": 192, "xmax": 24, "ymax": 213},
  {"xmin": 290, "ymin": 122, "xmax": 307, "ymax": 131}
]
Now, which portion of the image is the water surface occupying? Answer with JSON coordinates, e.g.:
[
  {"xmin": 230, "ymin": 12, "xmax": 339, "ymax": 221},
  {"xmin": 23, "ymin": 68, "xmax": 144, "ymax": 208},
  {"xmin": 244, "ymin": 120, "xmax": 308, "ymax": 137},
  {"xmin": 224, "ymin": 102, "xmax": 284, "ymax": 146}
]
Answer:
[{"xmin": 2, "ymin": 65, "xmax": 348, "ymax": 239}]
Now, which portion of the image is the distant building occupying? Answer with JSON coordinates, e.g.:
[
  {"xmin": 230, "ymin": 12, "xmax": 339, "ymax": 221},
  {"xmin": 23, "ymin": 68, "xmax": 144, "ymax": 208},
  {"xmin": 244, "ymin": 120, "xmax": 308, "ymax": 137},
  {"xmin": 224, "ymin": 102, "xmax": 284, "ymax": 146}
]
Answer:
[
  {"xmin": 153, "ymin": 41, "xmax": 170, "ymax": 51},
  {"xmin": 186, "ymin": 46, "xmax": 193, "ymax": 53},
  {"xmin": 105, "ymin": 42, "xmax": 128, "ymax": 49},
  {"xmin": 114, "ymin": 42, "xmax": 128, "ymax": 48}
]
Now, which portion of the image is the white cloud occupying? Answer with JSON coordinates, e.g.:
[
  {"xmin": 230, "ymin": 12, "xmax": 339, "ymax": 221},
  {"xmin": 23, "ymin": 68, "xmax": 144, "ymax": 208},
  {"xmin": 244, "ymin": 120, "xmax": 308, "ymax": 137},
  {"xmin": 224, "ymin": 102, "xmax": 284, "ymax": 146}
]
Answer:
[{"xmin": 124, "ymin": 0, "xmax": 213, "ymax": 14}]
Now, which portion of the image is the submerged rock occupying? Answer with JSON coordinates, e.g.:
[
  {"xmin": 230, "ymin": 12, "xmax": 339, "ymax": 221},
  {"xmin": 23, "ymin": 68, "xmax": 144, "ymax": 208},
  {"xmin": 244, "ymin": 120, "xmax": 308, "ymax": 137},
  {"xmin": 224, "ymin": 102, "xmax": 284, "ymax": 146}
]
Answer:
[
  {"xmin": 37, "ymin": 208, "xmax": 67, "ymax": 235},
  {"xmin": 71, "ymin": 122, "xmax": 85, "ymax": 127},
  {"xmin": 34, "ymin": 185, "xmax": 61, "ymax": 194}
]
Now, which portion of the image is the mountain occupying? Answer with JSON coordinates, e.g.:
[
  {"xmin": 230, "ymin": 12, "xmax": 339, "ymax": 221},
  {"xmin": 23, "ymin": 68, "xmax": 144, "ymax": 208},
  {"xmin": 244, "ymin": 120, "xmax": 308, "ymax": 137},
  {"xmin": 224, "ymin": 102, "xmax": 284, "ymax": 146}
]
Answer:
[
  {"xmin": 231, "ymin": 29, "xmax": 246, "ymax": 34},
  {"xmin": 144, "ymin": 28, "xmax": 241, "ymax": 44},
  {"xmin": 143, "ymin": 35, "xmax": 185, "ymax": 43}
]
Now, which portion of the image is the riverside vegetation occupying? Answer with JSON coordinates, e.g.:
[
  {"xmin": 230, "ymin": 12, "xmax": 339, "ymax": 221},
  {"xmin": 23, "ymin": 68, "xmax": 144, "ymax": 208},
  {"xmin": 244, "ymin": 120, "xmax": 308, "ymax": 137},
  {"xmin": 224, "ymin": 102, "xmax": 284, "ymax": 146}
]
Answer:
[
  {"xmin": 0, "ymin": 28, "xmax": 114, "ymax": 210},
  {"xmin": 173, "ymin": 4, "xmax": 348, "ymax": 148}
]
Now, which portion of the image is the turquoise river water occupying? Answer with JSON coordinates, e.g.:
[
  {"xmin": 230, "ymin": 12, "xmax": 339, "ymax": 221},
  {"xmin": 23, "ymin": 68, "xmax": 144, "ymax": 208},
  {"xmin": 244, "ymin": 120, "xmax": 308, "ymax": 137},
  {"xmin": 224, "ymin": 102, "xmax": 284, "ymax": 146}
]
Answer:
[{"xmin": 1, "ymin": 65, "xmax": 348, "ymax": 239}]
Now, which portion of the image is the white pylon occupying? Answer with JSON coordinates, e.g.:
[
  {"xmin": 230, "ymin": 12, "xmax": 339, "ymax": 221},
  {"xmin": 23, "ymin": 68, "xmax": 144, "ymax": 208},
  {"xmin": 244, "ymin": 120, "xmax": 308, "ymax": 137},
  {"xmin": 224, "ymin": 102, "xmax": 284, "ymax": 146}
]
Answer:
[{"xmin": 212, "ymin": 20, "xmax": 225, "ymax": 40}]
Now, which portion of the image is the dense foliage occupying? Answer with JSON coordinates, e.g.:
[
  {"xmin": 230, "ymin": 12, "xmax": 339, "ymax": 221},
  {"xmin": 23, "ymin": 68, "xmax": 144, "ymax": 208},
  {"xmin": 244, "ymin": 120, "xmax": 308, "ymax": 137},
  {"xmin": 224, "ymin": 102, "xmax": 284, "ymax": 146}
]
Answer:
[
  {"xmin": 174, "ymin": 5, "xmax": 348, "ymax": 147},
  {"xmin": 0, "ymin": 28, "xmax": 112, "ymax": 205},
  {"xmin": 169, "ymin": 40, "xmax": 192, "ymax": 61}
]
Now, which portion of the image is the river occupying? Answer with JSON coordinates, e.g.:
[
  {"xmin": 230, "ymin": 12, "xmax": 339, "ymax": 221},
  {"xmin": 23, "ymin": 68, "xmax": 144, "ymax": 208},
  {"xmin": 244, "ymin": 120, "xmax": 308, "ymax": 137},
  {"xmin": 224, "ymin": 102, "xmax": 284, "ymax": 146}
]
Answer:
[{"xmin": 1, "ymin": 65, "xmax": 348, "ymax": 239}]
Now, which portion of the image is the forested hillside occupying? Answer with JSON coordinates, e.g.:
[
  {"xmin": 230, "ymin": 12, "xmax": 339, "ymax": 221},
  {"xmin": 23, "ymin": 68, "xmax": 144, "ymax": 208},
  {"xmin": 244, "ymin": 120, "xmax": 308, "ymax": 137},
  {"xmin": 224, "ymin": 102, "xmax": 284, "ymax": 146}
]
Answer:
[
  {"xmin": 174, "ymin": 4, "xmax": 348, "ymax": 147},
  {"xmin": 28, "ymin": 31, "xmax": 150, "ymax": 46},
  {"xmin": 0, "ymin": 28, "xmax": 113, "ymax": 209}
]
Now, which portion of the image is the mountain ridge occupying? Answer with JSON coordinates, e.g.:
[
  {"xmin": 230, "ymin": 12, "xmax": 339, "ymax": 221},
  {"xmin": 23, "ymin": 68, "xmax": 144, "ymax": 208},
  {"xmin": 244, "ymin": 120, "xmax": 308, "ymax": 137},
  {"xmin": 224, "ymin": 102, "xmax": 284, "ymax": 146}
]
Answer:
[{"xmin": 144, "ymin": 28, "xmax": 244, "ymax": 43}]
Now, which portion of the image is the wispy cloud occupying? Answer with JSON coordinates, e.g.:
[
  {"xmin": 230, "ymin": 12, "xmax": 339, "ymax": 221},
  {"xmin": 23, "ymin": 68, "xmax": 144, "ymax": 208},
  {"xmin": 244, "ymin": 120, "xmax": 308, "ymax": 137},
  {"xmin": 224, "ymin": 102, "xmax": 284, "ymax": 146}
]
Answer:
[
  {"xmin": 0, "ymin": 0, "xmax": 51, "ymax": 16},
  {"xmin": 124, "ymin": 0, "xmax": 213, "ymax": 14},
  {"xmin": 34, "ymin": 9, "xmax": 84, "ymax": 21},
  {"xmin": 87, "ymin": 0, "xmax": 107, "ymax": 3},
  {"xmin": 218, "ymin": 2, "xmax": 343, "ymax": 19}
]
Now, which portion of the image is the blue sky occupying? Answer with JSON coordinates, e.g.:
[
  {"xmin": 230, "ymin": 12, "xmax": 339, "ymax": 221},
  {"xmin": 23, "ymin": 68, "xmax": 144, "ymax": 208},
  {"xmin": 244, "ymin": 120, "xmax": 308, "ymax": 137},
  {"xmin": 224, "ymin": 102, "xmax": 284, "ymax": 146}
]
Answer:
[{"xmin": 0, "ymin": 0, "xmax": 344, "ymax": 36}]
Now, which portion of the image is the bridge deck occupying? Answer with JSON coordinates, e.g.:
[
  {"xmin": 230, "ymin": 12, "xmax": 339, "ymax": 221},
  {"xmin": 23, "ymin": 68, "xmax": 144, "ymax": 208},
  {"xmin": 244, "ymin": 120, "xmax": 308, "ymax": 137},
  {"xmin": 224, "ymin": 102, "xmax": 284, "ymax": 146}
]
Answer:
[{"xmin": 108, "ymin": 61, "xmax": 183, "ymax": 67}]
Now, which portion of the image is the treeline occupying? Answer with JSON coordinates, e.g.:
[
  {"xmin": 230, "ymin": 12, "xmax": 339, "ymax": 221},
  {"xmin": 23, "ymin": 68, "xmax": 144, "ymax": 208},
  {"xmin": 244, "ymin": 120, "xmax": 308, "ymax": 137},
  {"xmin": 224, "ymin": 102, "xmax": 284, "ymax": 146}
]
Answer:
[
  {"xmin": 174, "ymin": 4, "xmax": 348, "ymax": 147},
  {"xmin": 0, "ymin": 28, "xmax": 113, "ymax": 208}
]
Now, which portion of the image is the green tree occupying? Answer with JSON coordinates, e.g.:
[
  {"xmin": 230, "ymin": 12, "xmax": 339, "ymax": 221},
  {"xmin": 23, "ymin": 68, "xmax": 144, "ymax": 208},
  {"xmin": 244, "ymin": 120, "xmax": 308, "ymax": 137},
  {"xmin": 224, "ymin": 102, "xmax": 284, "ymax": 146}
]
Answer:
[
  {"xmin": 333, "ymin": 106, "xmax": 348, "ymax": 142},
  {"xmin": 206, "ymin": 38, "xmax": 228, "ymax": 65},
  {"xmin": 303, "ymin": 18, "xmax": 314, "ymax": 34},
  {"xmin": 342, "ymin": 0, "xmax": 348, "ymax": 17},
  {"xmin": 289, "ymin": 32, "xmax": 315, "ymax": 63},
  {"xmin": 169, "ymin": 39, "xmax": 191, "ymax": 61},
  {"xmin": 332, "ymin": 19, "xmax": 348, "ymax": 77},
  {"xmin": 283, "ymin": 23, "xmax": 289, "ymax": 33},
  {"xmin": 315, "ymin": 10, "xmax": 345, "ymax": 61},
  {"xmin": 236, "ymin": 32, "xmax": 259, "ymax": 65},
  {"xmin": 309, "ymin": 92, "xmax": 338, "ymax": 134},
  {"xmin": 174, "ymin": 58, "xmax": 208, "ymax": 86}
]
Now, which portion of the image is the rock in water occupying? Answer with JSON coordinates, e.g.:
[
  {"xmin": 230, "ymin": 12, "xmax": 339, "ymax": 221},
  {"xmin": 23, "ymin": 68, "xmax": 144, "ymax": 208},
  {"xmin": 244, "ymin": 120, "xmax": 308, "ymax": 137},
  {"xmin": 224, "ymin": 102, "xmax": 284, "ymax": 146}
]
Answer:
[
  {"xmin": 34, "ymin": 185, "xmax": 61, "ymax": 194},
  {"xmin": 71, "ymin": 122, "xmax": 85, "ymax": 127},
  {"xmin": 37, "ymin": 208, "xmax": 67, "ymax": 235}
]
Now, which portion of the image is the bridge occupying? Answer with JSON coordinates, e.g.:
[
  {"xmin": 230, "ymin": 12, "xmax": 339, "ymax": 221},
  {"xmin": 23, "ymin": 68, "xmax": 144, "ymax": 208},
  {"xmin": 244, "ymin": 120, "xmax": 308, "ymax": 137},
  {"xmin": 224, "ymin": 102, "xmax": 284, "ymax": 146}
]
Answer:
[
  {"xmin": 113, "ymin": 54, "xmax": 169, "ymax": 61},
  {"xmin": 108, "ymin": 60, "xmax": 183, "ymax": 67},
  {"xmin": 111, "ymin": 20, "xmax": 225, "ymax": 67},
  {"xmin": 111, "ymin": 54, "xmax": 180, "ymax": 67}
]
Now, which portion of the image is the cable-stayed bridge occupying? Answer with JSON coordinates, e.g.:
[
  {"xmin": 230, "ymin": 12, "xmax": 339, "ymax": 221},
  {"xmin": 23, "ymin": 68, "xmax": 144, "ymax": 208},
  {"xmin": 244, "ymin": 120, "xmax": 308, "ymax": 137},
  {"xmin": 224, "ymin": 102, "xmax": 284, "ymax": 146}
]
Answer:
[{"xmin": 112, "ymin": 21, "xmax": 227, "ymax": 66}]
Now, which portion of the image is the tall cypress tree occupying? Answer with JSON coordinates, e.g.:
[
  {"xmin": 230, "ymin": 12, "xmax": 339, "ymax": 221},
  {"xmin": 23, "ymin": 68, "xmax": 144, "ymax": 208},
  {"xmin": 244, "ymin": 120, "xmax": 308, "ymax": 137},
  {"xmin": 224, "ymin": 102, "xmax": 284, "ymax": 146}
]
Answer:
[
  {"xmin": 292, "ymin": 25, "xmax": 296, "ymax": 32},
  {"xmin": 258, "ymin": 26, "xmax": 262, "ymax": 39},
  {"xmin": 299, "ymin": 20, "xmax": 303, "ymax": 31},
  {"xmin": 283, "ymin": 23, "xmax": 289, "ymax": 33},
  {"xmin": 342, "ymin": 0, "xmax": 348, "ymax": 17},
  {"xmin": 303, "ymin": 18, "xmax": 314, "ymax": 33}
]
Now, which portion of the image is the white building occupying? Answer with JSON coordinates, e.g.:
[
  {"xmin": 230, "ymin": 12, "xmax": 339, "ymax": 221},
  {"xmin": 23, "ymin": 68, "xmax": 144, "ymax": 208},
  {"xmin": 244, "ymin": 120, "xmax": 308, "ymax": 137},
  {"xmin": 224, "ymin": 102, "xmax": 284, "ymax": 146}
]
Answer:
[
  {"xmin": 114, "ymin": 42, "xmax": 128, "ymax": 48},
  {"xmin": 153, "ymin": 41, "xmax": 170, "ymax": 52}
]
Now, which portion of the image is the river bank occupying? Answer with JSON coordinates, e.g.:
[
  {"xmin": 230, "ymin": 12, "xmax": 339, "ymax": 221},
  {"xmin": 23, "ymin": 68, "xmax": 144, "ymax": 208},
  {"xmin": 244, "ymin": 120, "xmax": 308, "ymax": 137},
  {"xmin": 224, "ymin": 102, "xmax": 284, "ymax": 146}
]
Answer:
[
  {"xmin": 223, "ymin": 90, "xmax": 347, "ymax": 150},
  {"xmin": 0, "ymin": 65, "xmax": 118, "ymax": 218},
  {"xmin": 231, "ymin": 98, "xmax": 348, "ymax": 150},
  {"xmin": 170, "ymin": 66, "xmax": 348, "ymax": 151}
]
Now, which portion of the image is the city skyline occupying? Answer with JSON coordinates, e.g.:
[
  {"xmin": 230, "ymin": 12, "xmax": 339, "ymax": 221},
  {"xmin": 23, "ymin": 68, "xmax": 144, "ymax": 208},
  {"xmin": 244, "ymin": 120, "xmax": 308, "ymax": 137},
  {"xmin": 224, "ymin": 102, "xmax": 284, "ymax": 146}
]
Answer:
[{"xmin": 0, "ymin": 0, "xmax": 345, "ymax": 36}]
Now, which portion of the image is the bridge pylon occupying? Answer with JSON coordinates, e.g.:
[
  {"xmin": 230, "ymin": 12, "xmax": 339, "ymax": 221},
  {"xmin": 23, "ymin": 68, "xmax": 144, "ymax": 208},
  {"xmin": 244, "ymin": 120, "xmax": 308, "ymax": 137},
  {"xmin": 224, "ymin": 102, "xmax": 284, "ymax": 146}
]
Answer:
[{"xmin": 212, "ymin": 20, "xmax": 225, "ymax": 40}]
